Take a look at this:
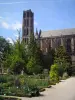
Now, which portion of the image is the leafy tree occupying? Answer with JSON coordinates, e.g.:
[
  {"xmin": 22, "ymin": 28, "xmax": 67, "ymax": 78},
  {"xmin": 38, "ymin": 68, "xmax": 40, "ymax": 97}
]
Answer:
[
  {"xmin": 0, "ymin": 36, "xmax": 10, "ymax": 62},
  {"xmin": 26, "ymin": 57, "xmax": 42, "ymax": 74},
  {"xmin": 54, "ymin": 46, "xmax": 71, "ymax": 64},
  {"xmin": 43, "ymin": 48, "xmax": 55, "ymax": 70},
  {"xmin": 27, "ymin": 33, "xmax": 35, "ymax": 58},
  {"xmin": 0, "ymin": 36, "xmax": 11, "ymax": 72},
  {"xmin": 11, "ymin": 34, "xmax": 27, "ymax": 74},
  {"xmin": 54, "ymin": 46, "xmax": 72, "ymax": 76},
  {"xmin": 27, "ymin": 33, "xmax": 42, "ymax": 64},
  {"xmin": 26, "ymin": 33, "xmax": 43, "ymax": 74},
  {"xmin": 10, "ymin": 57, "xmax": 25, "ymax": 74},
  {"xmin": 3, "ymin": 31, "xmax": 27, "ymax": 74}
]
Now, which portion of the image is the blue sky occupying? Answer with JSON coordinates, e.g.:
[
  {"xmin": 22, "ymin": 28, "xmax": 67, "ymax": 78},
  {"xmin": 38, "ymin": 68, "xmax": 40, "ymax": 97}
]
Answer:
[{"xmin": 0, "ymin": 0, "xmax": 75, "ymax": 43}]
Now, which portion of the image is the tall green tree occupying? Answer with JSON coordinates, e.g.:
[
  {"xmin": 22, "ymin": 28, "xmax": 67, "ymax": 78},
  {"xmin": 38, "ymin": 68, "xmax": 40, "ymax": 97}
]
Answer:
[
  {"xmin": 54, "ymin": 46, "xmax": 71, "ymax": 64},
  {"xmin": 3, "ymin": 31, "xmax": 27, "ymax": 74},
  {"xmin": 0, "ymin": 36, "xmax": 11, "ymax": 70},
  {"xmin": 27, "ymin": 33, "xmax": 42, "ymax": 65},
  {"xmin": 26, "ymin": 33, "xmax": 43, "ymax": 74},
  {"xmin": 27, "ymin": 33, "xmax": 36, "ymax": 58},
  {"xmin": 54, "ymin": 46, "xmax": 72, "ymax": 75}
]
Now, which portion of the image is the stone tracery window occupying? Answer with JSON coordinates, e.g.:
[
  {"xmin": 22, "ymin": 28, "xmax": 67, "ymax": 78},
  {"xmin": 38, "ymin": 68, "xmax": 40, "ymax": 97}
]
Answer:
[{"xmin": 66, "ymin": 38, "xmax": 71, "ymax": 54}]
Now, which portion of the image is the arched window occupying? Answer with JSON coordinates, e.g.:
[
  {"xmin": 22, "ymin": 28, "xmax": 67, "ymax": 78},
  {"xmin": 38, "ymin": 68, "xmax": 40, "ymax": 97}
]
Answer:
[
  {"xmin": 66, "ymin": 38, "xmax": 71, "ymax": 54},
  {"xmin": 27, "ymin": 19, "xmax": 29, "ymax": 26},
  {"xmin": 57, "ymin": 38, "xmax": 61, "ymax": 47},
  {"xmin": 74, "ymin": 39, "xmax": 75, "ymax": 54},
  {"xmin": 27, "ymin": 28, "xmax": 28, "ymax": 35},
  {"xmin": 24, "ymin": 19, "xmax": 26, "ymax": 26},
  {"xmin": 23, "ymin": 28, "xmax": 26, "ymax": 36},
  {"xmin": 27, "ymin": 12, "xmax": 29, "ymax": 17}
]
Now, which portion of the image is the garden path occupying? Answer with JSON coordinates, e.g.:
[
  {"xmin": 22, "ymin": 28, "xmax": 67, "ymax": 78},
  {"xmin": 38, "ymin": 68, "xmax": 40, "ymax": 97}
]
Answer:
[{"xmin": 20, "ymin": 77, "xmax": 75, "ymax": 100}]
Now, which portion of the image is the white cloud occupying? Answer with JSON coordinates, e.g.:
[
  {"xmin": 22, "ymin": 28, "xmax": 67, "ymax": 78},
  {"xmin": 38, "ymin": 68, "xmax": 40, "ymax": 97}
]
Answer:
[
  {"xmin": 1, "ymin": 21, "xmax": 9, "ymax": 29},
  {"xmin": 0, "ymin": 1, "xmax": 28, "ymax": 5},
  {"xmin": 11, "ymin": 21, "xmax": 22, "ymax": 30},
  {"xmin": 6, "ymin": 38, "xmax": 14, "ymax": 44},
  {"xmin": 0, "ymin": 18, "xmax": 36, "ymax": 31},
  {"xmin": 14, "ymin": 33, "xmax": 19, "ymax": 39},
  {"xmin": 34, "ymin": 21, "xmax": 38, "ymax": 26},
  {"xmin": 0, "ymin": 20, "xmax": 22, "ymax": 30}
]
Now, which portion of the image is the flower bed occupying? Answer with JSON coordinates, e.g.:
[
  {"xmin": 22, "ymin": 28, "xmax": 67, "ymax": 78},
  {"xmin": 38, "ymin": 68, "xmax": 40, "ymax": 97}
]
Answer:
[{"xmin": 0, "ymin": 74, "xmax": 50, "ymax": 97}]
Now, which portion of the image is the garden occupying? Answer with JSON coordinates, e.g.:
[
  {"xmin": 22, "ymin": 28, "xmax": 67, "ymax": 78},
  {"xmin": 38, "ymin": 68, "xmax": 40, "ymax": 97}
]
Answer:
[
  {"xmin": 0, "ymin": 74, "xmax": 50, "ymax": 97},
  {"xmin": 0, "ymin": 32, "xmax": 73, "ymax": 99}
]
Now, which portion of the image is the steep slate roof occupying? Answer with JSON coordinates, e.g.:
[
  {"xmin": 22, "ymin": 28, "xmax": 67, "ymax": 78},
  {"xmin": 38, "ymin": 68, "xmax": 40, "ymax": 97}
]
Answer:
[{"xmin": 40, "ymin": 28, "xmax": 75, "ymax": 38}]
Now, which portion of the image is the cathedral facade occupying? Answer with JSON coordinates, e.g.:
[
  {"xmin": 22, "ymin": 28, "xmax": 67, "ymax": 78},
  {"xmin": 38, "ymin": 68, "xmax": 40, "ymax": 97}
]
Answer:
[{"xmin": 22, "ymin": 9, "xmax": 75, "ymax": 65}]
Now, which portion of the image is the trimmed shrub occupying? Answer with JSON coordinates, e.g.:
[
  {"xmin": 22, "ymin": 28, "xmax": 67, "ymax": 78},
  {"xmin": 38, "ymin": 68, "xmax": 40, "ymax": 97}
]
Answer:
[
  {"xmin": 49, "ymin": 64, "xmax": 59, "ymax": 82},
  {"xmin": 50, "ymin": 71, "xmax": 59, "ymax": 82}
]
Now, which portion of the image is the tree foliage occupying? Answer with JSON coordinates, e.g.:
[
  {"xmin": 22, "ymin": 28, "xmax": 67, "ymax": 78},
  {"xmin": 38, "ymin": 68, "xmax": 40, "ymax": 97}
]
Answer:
[
  {"xmin": 0, "ymin": 36, "xmax": 12, "ymax": 72},
  {"xmin": 54, "ymin": 46, "xmax": 71, "ymax": 64},
  {"xmin": 26, "ymin": 57, "xmax": 42, "ymax": 74},
  {"xmin": 0, "ymin": 36, "xmax": 11, "ymax": 62},
  {"xmin": 3, "ymin": 32, "xmax": 27, "ymax": 74},
  {"xmin": 43, "ymin": 48, "xmax": 55, "ymax": 70},
  {"xmin": 54, "ymin": 46, "xmax": 72, "ymax": 76},
  {"xmin": 26, "ymin": 33, "xmax": 43, "ymax": 74},
  {"xmin": 3, "ymin": 32, "xmax": 43, "ymax": 74},
  {"xmin": 10, "ymin": 57, "xmax": 25, "ymax": 74},
  {"xmin": 50, "ymin": 64, "xmax": 59, "ymax": 82}
]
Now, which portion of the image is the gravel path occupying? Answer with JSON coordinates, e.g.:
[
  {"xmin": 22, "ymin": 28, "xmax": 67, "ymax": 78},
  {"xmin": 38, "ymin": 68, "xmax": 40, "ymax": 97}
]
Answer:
[{"xmin": 20, "ymin": 77, "xmax": 75, "ymax": 100}]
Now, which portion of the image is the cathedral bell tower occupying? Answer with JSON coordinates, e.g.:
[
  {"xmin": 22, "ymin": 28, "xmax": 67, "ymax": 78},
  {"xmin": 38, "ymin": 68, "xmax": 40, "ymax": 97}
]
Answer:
[{"xmin": 22, "ymin": 9, "xmax": 34, "ymax": 44}]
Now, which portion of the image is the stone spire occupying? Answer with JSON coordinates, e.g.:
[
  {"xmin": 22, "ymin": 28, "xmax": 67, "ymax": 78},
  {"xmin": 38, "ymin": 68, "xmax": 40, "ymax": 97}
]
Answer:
[
  {"xmin": 35, "ymin": 28, "xmax": 38, "ymax": 39},
  {"xmin": 36, "ymin": 28, "xmax": 38, "ymax": 36},
  {"xmin": 38, "ymin": 29, "xmax": 41, "ymax": 38}
]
